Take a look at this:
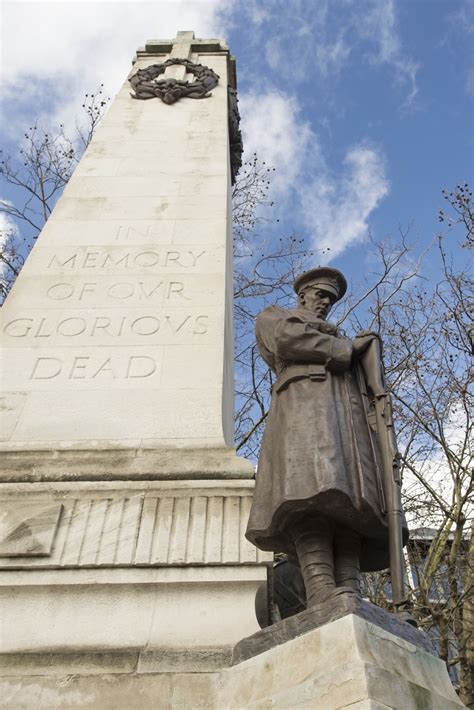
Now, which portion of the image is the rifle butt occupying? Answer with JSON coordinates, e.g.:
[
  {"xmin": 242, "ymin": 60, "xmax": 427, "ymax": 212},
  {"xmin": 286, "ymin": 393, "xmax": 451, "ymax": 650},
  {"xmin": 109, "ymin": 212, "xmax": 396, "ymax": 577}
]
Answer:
[{"xmin": 387, "ymin": 510, "xmax": 405, "ymax": 605}]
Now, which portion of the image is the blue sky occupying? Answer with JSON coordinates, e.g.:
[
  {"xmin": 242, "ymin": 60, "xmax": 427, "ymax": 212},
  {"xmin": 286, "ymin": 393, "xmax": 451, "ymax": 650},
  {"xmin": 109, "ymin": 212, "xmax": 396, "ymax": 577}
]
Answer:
[{"xmin": 1, "ymin": 0, "xmax": 473, "ymax": 286}]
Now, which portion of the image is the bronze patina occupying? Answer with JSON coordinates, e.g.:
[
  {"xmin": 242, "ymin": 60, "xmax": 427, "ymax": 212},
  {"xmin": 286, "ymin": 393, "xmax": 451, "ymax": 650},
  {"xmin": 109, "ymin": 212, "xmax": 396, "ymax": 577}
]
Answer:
[{"xmin": 246, "ymin": 267, "xmax": 408, "ymax": 609}]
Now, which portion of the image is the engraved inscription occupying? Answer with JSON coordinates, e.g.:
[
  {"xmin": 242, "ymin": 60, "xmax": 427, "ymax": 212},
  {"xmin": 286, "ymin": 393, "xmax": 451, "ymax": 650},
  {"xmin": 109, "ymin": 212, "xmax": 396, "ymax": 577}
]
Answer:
[
  {"xmin": 30, "ymin": 355, "xmax": 157, "ymax": 380},
  {"xmin": 115, "ymin": 224, "xmax": 168, "ymax": 241},
  {"xmin": 45, "ymin": 280, "xmax": 189, "ymax": 301},
  {"xmin": 47, "ymin": 249, "xmax": 207, "ymax": 271},
  {"xmin": 5, "ymin": 315, "xmax": 209, "ymax": 338}
]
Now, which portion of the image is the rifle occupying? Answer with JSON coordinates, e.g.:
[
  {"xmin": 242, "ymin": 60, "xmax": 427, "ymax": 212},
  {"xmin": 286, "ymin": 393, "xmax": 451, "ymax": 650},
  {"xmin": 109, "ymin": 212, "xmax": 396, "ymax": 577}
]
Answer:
[{"xmin": 358, "ymin": 336, "xmax": 406, "ymax": 607}]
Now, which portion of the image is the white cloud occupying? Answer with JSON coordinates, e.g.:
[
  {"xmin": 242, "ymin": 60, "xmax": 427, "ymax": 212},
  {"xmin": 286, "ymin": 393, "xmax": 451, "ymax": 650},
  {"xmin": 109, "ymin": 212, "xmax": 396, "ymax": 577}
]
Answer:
[
  {"xmin": 0, "ymin": 210, "xmax": 18, "ymax": 242},
  {"xmin": 245, "ymin": 0, "xmax": 269, "ymax": 27},
  {"xmin": 239, "ymin": 89, "xmax": 389, "ymax": 259},
  {"xmin": 446, "ymin": 0, "xmax": 474, "ymax": 97},
  {"xmin": 449, "ymin": 0, "xmax": 474, "ymax": 36},
  {"xmin": 239, "ymin": 90, "xmax": 319, "ymax": 195},
  {"xmin": 223, "ymin": 0, "xmax": 418, "ymax": 108},
  {"xmin": 302, "ymin": 145, "xmax": 389, "ymax": 259},
  {"xmin": 357, "ymin": 0, "xmax": 419, "ymax": 110},
  {"xmin": 264, "ymin": 31, "xmax": 350, "ymax": 81},
  {"xmin": 314, "ymin": 38, "xmax": 351, "ymax": 78},
  {"xmin": 0, "ymin": 209, "xmax": 19, "ymax": 279},
  {"xmin": 1, "ymin": 0, "xmax": 226, "ymax": 132},
  {"xmin": 1, "ymin": 2, "xmax": 391, "ymax": 260}
]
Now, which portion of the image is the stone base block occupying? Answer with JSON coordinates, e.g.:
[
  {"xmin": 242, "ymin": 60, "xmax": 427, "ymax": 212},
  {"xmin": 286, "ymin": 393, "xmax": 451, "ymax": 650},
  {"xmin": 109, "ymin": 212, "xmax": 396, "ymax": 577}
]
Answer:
[
  {"xmin": 220, "ymin": 613, "xmax": 464, "ymax": 709},
  {"xmin": 0, "ymin": 614, "xmax": 464, "ymax": 709},
  {"xmin": 232, "ymin": 592, "xmax": 434, "ymax": 663}
]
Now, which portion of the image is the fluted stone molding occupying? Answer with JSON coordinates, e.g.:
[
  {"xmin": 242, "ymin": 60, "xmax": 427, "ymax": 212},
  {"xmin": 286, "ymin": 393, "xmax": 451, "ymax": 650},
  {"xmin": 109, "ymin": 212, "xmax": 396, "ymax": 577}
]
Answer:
[{"xmin": 0, "ymin": 481, "xmax": 268, "ymax": 567}]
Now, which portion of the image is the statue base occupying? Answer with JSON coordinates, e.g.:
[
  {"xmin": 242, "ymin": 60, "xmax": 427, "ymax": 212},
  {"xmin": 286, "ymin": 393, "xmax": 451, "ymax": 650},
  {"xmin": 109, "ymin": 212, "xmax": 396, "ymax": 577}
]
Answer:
[
  {"xmin": 1, "ymin": 613, "xmax": 464, "ymax": 708},
  {"xmin": 232, "ymin": 593, "xmax": 434, "ymax": 663},
  {"xmin": 222, "ymin": 612, "xmax": 464, "ymax": 709}
]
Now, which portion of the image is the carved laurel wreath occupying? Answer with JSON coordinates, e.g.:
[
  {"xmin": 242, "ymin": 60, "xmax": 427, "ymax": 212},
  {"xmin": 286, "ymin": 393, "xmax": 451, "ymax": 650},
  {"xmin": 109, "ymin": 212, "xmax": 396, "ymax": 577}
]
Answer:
[
  {"xmin": 129, "ymin": 58, "xmax": 219, "ymax": 105},
  {"xmin": 129, "ymin": 57, "xmax": 243, "ymax": 184}
]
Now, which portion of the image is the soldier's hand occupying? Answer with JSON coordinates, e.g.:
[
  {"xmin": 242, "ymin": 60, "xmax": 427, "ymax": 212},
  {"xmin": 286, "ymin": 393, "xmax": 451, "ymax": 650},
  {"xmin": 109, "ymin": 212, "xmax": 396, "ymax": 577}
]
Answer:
[
  {"xmin": 352, "ymin": 335, "xmax": 376, "ymax": 356},
  {"xmin": 355, "ymin": 330, "xmax": 380, "ymax": 340}
]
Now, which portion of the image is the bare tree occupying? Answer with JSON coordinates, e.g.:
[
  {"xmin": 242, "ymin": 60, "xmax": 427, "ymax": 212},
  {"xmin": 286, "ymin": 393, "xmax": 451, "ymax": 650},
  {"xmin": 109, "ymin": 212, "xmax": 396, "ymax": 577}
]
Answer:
[
  {"xmin": 0, "ymin": 227, "xmax": 24, "ymax": 301},
  {"xmin": 356, "ymin": 194, "xmax": 473, "ymax": 705},
  {"xmin": 0, "ymin": 86, "xmax": 109, "ymax": 301},
  {"xmin": 439, "ymin": 183, "xmax": 473, "ymax": 249},
  {"xmin": 389, "ymin": 240, "xmax": 472, "ymax": 705}
]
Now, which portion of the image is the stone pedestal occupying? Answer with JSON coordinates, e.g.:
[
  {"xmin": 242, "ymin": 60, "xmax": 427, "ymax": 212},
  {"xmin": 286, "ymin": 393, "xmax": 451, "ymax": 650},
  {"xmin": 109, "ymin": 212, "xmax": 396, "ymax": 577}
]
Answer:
[
  {"xmin": 224, "ymin": 613, "xmax": 465, "ymax": 709},
  {"xmin": 0, "ymin": 33, "xmax": 271, "ymax": 706},
  {"xmin": 0, "ymin": 479, "xmax": 269, "ymax": 658},
  {"xmin": 0, "ymin": 614, "xmax": 464, "ymax": 709}
]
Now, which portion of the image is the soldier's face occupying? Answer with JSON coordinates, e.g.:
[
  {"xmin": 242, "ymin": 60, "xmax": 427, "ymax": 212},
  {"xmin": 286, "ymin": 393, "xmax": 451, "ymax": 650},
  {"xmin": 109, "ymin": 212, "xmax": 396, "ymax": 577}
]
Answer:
[{"xmin": 301, "ymin": 288, "xmax": 334, "ymax": 319}]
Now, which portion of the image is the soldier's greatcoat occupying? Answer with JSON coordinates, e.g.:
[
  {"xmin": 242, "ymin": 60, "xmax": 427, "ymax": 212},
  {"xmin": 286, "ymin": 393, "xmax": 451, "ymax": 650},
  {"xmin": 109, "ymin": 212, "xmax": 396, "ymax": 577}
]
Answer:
[{"xmin": 245, "ymin": 305, "xmax": 404, "ymax": 572}]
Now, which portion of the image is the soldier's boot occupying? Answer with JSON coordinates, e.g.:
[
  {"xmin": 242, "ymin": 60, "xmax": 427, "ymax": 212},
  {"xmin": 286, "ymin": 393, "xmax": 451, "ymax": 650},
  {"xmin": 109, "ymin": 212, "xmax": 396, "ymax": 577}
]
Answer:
[
  {"xmin": 292, "ymin": 516, "xmax": 335, "ymax": 607},
  {"xmin": 334, "ymin": 527, "xmax": 362, "ymax": 598}
]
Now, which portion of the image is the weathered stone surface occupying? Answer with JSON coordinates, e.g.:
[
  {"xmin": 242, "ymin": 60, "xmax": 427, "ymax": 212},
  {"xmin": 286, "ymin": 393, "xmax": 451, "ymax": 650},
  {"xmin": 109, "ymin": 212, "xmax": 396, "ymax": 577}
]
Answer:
[
  {"xmin": 0, "ymin": 447, "xmax": 254, "ymax": 482},
  {"xmin": 0, "ymin": 566, "xmax": 267, "ymax": 655},
  {"xmin": 137, "ymin": 648, "xmax": 232, "ymax": 674},
  {"xmin": 0, "ymin": 673, "xmax": 175, "ymax": 710},
  {"xmin": 0, "ymin": 480, "xmax": 269, "ymax": 567},
  {"xmin": 0, "ymin": 502, "xmax": 62, "ymax": 556},
  {"xmin": 0, "ymin": 648, "xmax": 231, "ymax": 676},
  {"xmin": 222, "ymin": 615, "xmax": 464, "ymax": 709},
  {"xmin": 0, "ymin": 671, "xmax": 222, "ymax": 710},
  {"xmin": 0, "ymin": 615, "xmax": 463, "ymax": 709},
  {"xmin": 171, "ymin": 672, "xmax": 218, "ymax": 710},
  {"xmin": 0, "ymin": 479, "xmax": 270, "ymax": 668},
  {"xmin": 338, "ymin": 702, "xmax": 393, "ymax": 709},
  {"xmin": 0, "ymin": 480, "xmax": 270, "ymax": 657},
  {"xmin": 232, "ymin": 594, "xmax": 434, "ymax": 664}
]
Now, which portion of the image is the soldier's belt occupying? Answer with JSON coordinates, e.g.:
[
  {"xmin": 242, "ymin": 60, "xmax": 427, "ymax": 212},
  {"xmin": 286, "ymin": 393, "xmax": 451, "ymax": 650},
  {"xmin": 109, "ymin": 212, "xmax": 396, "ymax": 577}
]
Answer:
[{"xmin": 274, "ymin": 365, "xmax": 327, "ymax": 392}]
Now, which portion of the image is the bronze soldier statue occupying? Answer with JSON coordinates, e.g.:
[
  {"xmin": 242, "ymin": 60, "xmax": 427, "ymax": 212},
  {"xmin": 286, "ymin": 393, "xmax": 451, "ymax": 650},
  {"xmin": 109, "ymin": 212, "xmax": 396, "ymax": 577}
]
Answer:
[{"xmin": 246, "ymin": 267, "xmax": 408, "ymax": 609}]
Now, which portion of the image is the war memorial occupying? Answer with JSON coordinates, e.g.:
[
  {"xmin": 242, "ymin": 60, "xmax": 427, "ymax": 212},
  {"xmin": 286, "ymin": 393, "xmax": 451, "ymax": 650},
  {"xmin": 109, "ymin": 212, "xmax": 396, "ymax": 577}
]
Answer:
[{"xmin": 0, "ymin": 33, "xmax": 464, "ymax": 709}]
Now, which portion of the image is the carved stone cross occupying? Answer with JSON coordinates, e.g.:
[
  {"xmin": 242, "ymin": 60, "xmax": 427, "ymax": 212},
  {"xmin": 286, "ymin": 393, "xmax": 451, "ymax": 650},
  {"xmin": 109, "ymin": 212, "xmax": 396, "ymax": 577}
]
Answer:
[
  {"xmin": 144, "ymin": 31, "xmax": 226, "ymax": 56},
  {"xmin": 144, "ymin": 31, "xmax": 226, "ymax": 81},
  {"xmin": 168, "ymin": 30, "xmax": 195, "ymax": 59}
]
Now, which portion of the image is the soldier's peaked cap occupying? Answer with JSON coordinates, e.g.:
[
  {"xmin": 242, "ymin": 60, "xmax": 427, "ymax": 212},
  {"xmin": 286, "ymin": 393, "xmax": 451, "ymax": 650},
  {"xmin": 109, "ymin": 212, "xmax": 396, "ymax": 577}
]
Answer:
[{"xmin": 293, "ymin": 267, "xmax": 347, "ymax": 301}]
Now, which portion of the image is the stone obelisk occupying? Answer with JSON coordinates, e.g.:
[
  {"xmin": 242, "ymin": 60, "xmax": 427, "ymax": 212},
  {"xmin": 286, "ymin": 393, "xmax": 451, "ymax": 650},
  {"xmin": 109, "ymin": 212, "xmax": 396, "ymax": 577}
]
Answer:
[
  {"xmin": 1, "ymin": 32, "xmax": 248, "ymax": 479},
  {"xmin": 0, "ymin": 34, "xmax": 270, "ymax": 707}
]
